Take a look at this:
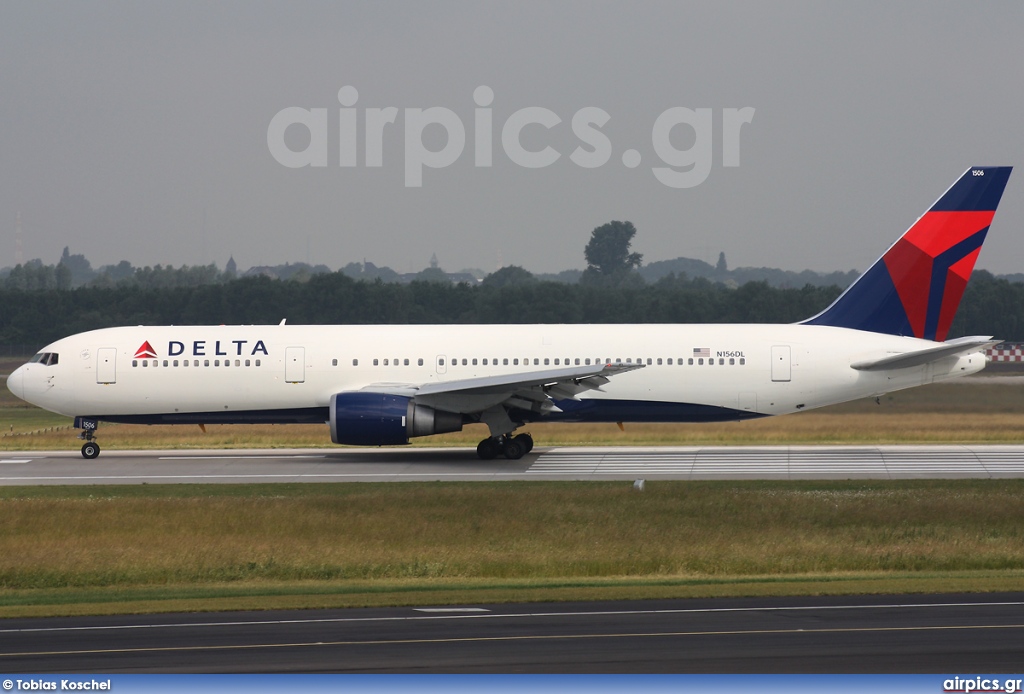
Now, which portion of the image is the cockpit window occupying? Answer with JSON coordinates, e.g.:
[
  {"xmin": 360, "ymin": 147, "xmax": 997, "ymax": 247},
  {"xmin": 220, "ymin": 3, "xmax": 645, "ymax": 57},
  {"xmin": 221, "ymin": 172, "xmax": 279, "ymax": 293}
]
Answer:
[{"xmin": 29, "ymin": 352, "xmax": 59, "ymax": 366}]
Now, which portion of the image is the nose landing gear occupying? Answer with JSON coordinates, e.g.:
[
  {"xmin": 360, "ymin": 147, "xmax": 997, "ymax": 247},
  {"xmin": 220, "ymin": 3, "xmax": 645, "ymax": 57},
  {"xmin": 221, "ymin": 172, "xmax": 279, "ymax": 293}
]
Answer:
[{"xmin": 74, "ymin": 417, "xmax": 101, "ymax": 459}]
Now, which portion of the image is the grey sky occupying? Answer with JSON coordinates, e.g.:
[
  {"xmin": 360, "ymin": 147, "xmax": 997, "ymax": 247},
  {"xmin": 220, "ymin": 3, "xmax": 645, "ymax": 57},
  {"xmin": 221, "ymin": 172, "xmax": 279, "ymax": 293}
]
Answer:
[{"xmin": 2, "ymin": 1, "xmax": 1022, "ymax": 276}]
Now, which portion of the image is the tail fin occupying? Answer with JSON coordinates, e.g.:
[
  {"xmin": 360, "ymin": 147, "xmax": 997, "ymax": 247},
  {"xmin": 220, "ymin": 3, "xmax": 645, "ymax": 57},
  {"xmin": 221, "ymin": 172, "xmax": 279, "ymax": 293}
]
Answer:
[{"xmin": 803, "ymin": 166, "xmax": 1012, "ymax": 340}]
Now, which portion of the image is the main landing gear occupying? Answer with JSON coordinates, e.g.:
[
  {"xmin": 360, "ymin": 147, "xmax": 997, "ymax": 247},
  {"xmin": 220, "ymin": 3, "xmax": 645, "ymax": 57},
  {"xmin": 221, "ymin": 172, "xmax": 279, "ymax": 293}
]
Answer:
[
  {"xmin": 74, "ymin": 417, "xmax": 100, "ymax": 459},
  {"xmin": 476, "ymin": 433, "xmax": 534, "ymax": 460}
]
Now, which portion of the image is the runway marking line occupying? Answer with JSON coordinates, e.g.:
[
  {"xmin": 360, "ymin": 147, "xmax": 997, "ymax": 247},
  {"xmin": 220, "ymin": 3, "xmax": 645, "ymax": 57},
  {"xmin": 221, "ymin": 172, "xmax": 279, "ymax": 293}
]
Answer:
[
  {"xmin": 2, "ymin": 600, "xmax": 1021, "ymax": 634},
  {"xmin": 160, "ymin": 456, "xmax": 328, "ymax": 460},
  {"xmin": 4, "ymin": 623, "xmax": 1024, "ymax": 659}
]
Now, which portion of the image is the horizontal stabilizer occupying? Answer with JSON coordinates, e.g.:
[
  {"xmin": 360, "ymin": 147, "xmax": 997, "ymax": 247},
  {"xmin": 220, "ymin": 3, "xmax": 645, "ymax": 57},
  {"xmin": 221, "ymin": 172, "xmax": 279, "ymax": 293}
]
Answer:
[{"xmin": 850, "ymin": 336, "xmax": 998, "ymax": 371}]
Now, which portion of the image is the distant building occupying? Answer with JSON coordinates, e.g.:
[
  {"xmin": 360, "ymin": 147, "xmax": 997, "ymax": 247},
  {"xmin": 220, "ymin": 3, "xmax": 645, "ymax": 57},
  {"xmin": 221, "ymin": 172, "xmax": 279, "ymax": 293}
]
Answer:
[
  {"xmin": 988, "ymin": 343, "xmax": 1024, "ymax": 362},
  {"xmin": 243, "ymin": 266, "xmax": 280, "ymax": 280}
]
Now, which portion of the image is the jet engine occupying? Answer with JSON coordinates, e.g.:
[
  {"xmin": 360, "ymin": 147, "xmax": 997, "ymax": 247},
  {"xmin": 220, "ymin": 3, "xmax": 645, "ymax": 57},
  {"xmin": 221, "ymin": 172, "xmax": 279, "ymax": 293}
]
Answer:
[{"xmin": 329, "ymin": 392, "xmax": 463, "ymax": 445}]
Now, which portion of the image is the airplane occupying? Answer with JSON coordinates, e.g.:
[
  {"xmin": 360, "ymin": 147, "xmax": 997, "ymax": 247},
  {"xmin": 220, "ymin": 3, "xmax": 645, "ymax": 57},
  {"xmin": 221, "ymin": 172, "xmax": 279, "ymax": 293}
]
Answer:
[{"xmin": 5, "ymin": 165, "xmax": 1013, "ymax": 460}]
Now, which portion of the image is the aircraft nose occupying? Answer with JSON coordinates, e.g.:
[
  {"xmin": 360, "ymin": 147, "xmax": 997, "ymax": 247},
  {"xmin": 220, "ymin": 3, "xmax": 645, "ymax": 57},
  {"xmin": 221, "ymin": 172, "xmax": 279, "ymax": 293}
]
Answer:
[{"xmin": 6, "ymin": 366, "xmax": 25, "ymax": 401}]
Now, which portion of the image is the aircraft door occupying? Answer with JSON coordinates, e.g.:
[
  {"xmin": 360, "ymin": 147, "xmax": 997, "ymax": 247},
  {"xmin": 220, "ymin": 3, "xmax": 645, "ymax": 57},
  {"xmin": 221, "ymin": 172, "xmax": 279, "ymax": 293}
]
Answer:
[
  {"xmin": 436, "ymin": 355, "xmax": 447, "ymax": 375},
  {"xmin": 771, "ymin": 345, "xmax": 791, "ymax": 382},
  {"xmin": 285, "ymin": 347, "xmax": 305, "ymax": 383},
  {"xmin": 97, "ymin": 348, "xmax": 117, "ymax": 384}
]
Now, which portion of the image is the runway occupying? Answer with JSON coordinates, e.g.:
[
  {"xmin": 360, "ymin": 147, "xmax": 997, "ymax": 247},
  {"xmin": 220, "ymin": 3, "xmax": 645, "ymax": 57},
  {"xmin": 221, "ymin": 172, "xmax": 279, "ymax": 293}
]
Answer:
[
  {"xmin": 3, "ymin": 444, "xmax": 1024, "ymax": 484},
  {"xmin": 2, "ymin": 594, "xmax": 1024, "ymax": 672}
]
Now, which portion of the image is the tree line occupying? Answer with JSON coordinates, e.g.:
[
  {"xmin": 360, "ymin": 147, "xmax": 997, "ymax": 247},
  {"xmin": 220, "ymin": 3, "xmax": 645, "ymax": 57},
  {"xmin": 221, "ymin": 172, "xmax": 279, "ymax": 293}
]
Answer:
[{"xmin": 1, "ymin": 269, "xmax": 1023, "ymax": 352}]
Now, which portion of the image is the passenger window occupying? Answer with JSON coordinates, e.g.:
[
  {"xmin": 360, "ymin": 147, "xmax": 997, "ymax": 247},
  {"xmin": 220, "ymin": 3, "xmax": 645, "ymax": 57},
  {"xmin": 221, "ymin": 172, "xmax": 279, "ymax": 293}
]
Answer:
[
  {"xmin": 204, "ymin": 360, "xmax": 210, "ymax": 367},
  {"xmin": 667, "ymin": 358, "xmax": 673, "ymax": 365},
  {"xmin": 245, "ymin": 360, "xmax": 250, "ymax": 367},
  {"xmin": 575, "ymin": 358, "xmax": 580, "ymax": 365},
  {"xmin": 513, "ymin": 358, "xmax": 519, "ymax": 365},
  {"xmin": 688, "ymin": 358, "xmax": 694, "ymax": 365},
  {"xmin": 719, "ymin": 358, "xmax": 725, "ymax": 365},
  {"xmin": 404, "ymin": 358, "xmax": 410, "ymax": 366},
  {"xmin": 740, "ymin": 358, "xmax": 746, "ymax": 365},
  {"xmin": 554, "ymin": 358, "xmax": 559, "ymax": 365},
  {"xmin": 544, "ymin": 358, "xmax": 550, "ymax": 365},
  {"xmin": 698, "ymin": 358, "xmax": 703, "ymax": 365},
  {"xmin": 472, "ymin": 358, "xmax": 478, "ymax": 366},
  {"xmin": 373, "ymin": 359, "xmax": 379, "ymax": 366},
  {"xmin": 503, "ymin": 358, "xmax": 509, "ymax": 365},
  {"xmin": 132, "ymin": 360, "xmax": 138, "ymax": 367},
  {"xmin": 462, "ymin": 358, "xmax": 468, "ymax": 366},
  {"xmin": 534, "ymin": 358, "xmax": 539, "ymax": 365},
  {"xmin": 729, "ymin": 358, "xmax": 735, "ymax": 365}
]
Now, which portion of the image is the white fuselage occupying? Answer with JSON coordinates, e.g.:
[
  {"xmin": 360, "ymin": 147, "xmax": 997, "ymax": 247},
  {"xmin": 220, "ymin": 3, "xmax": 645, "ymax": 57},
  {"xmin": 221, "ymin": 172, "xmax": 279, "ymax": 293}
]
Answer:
[{"xmin": 7, "ymin": 323, "xmax": 985, "ymax": 427}]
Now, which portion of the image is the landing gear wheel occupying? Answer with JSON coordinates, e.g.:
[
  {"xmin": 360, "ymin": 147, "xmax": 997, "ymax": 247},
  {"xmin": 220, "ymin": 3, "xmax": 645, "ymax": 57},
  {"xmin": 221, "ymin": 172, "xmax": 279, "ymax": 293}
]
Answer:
[
  {"xmin": 514, "ymin": 433, "xmax": 534, "ymax": 454},
  {"xmin": 75, "ymin": 417, "xmax": 100, "ymax": 459},
  {"xmin": 502, "ymin": 437, "xmax": 525, "ymax": 460},
  {"xmin": 476, "ymin": 437, "xmax": 500, "ymax": 460}
]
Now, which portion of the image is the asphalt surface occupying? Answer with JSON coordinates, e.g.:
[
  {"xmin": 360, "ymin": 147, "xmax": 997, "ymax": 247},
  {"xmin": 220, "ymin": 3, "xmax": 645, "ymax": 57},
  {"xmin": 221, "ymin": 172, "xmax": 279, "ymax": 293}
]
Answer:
[
  {"xmin": 4, "ymin": 445, "xmax": 1024, "ymax": 484},
  {"xmin": 2, "ymin": 594, "xmax": 1023, "ymax": 672}
]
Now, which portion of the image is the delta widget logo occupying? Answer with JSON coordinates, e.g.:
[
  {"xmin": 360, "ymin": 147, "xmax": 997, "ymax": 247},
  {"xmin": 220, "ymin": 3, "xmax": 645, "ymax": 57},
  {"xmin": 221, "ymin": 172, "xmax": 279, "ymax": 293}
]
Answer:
[{"xmin": 134, "ymin": 341, "xmax": 157, "ymax": 359}]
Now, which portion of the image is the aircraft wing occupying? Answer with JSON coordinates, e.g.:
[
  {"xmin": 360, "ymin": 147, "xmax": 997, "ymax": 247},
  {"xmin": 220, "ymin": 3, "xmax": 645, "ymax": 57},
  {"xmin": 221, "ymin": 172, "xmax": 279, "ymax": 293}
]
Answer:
[
  {"xmin": 850, "ymin": 336, "xmax": 998, "ymax": 372},
  {"xmin": 358, "ymin": 362, "xmax": 645, "ymax": 415}
]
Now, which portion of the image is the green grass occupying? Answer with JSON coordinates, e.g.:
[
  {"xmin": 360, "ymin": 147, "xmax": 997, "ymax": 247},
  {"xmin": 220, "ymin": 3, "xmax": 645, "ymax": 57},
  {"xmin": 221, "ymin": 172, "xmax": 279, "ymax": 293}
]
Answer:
[{"xmin": 2, "ymin": 481, "xmax": 1024, "ymax": 617}]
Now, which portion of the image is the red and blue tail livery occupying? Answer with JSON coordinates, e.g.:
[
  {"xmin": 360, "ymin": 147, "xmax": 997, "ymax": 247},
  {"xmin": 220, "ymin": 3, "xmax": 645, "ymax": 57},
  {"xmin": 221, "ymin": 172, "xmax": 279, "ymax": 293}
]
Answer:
[{"xmin": 804, "ymin": 166, "xmax": 1012, "ymax": 340}]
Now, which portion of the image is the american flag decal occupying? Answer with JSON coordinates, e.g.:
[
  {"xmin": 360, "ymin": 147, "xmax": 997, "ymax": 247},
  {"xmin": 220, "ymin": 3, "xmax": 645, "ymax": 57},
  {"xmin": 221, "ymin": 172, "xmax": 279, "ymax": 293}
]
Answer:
[{"xmin": 693, "ymin": 347, "xmax": 710, "ymax": 358}]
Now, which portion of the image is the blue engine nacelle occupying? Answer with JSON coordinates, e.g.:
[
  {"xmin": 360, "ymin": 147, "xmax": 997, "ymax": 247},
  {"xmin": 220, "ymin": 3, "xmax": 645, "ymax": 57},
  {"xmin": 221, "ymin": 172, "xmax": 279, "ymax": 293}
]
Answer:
[{"xmin": 329, "ymin": 392, "xmax": 464, "ymax": 446}]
